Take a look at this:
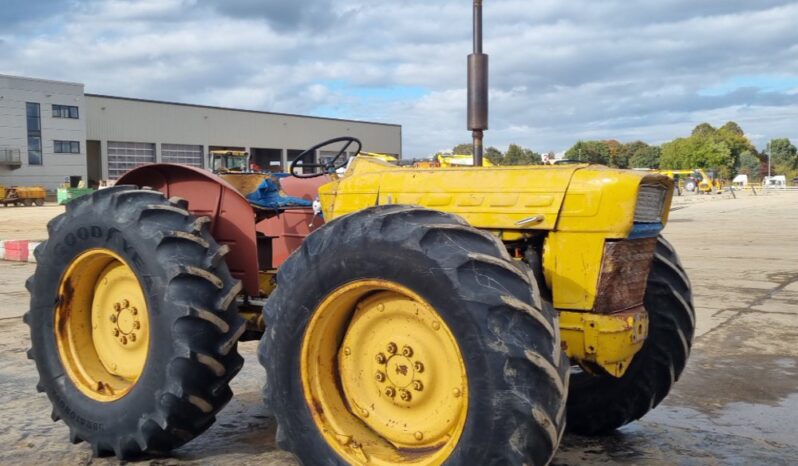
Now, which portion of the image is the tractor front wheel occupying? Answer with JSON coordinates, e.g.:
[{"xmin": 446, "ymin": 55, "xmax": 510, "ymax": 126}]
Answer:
[
  {"xmin": 565, "ymin": 236, "xmax": 695, "ymax": 435},
  {"xmin": 25, "ymin": 186, "xmax": 245, "ymax": 459},
  {"xmin": 259, "ymin": 205, "xmax": 568, "ymax": 466}
]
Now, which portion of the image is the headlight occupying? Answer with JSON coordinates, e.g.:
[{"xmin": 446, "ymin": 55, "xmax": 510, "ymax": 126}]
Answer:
[{"xmin": 634, "ymin": 184, "xmax": 668, "ymax": 223}]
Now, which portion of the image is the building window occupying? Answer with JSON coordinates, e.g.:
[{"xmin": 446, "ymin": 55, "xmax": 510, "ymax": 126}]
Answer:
[
  {"xmin": 52, "ymin": 104, "xmax": 79, "ymax": 119},
  {"xmin": 26, "ymin": 102, "xmax": 41, "ymax": 130},
  {"xmin": 54, "ymin": 140, "xmax": 81, "ymax": 154},
  {"xmin": 26, "ymin": 102, "xmax": 42, "ymax": 165}
]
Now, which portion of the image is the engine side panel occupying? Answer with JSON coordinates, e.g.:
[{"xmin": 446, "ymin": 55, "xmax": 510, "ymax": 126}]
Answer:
[{"xmin": 318, "ymin": 157, "xmax": 581, "ymax": 233}]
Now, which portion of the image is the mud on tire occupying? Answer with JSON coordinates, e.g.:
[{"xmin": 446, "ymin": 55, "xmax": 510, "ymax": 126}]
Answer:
[
  {"xmin": 565, "ymin": 236, "xmax": 695, "ymax": 435},
  {"xmin": 24, "ymin": 186, "xmax": 246, "ymax": 459},
  {"xmin": 259, "ymin": 205, "xmax": 569, "ymax": 465}
]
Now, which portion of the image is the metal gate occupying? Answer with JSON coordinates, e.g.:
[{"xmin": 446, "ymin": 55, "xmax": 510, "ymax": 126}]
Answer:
[{"xmin": 107, "ymin": 141, "xmax": 155, "ymax": 179}]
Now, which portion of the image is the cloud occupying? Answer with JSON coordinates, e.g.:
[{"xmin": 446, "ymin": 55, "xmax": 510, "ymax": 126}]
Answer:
[
  {"xmin": 0, "ymin": 0, "xmax": 74, "ymax": 24},
  {"xmin": 1, "ymin": 0, "xmax": 797, "ymax": 155},
  {"xmin": 197, "ymin": 0, "xmax": 340, "ymax": 31}
]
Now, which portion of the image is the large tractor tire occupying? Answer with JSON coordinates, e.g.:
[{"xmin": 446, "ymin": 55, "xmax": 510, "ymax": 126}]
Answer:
[
  {"xmin": 259, "ymin": 205, "xmax": 569, "ymax": 466},
  {"xmin": 565, "ymin": 236, "xmax": 695, "ymax": 435},
  {"xmin": 25, "ymin": 186, "xmax": 246, "ymax": 459}
]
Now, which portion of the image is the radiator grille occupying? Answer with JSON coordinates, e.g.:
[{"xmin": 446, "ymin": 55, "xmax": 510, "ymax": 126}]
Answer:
[{"xmin": 634, "ymin": 184, "xmax": 668, "ymax": 223}]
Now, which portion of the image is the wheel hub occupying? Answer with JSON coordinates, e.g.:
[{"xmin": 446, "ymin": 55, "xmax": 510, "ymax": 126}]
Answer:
[
  {"xmin": 301, "ymin": 280, "xmax": 468, "ymax": 465},
  {"xmin": 337, "ymin": 289, "xmax": 466, "ymax": 450},
  {"xmin": 55, "ymin": 249, "xmax": 150, "ymax": 402},
  {"xmin": 376, "ymin": 348, "xmax": 425, "ymax": 404}
]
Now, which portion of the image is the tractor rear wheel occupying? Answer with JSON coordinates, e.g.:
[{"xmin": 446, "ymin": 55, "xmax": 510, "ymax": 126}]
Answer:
[
  {"xmin": 259, "ymin": 205, "xmax": 568, "ymax": 466},
  {"xmin": 565, "ymin": 236, "xmax": 695, "ymax": 435},
  {"xmin": 25, "ymin": 186, "xmax": 246, "ymax": 459}
]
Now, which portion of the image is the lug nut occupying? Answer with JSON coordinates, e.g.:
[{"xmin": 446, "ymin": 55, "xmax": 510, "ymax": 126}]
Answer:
[
  {"xmin": 375, "ymin": 353, "xmax": 387, "ymax": 364},
  {"xmin": 414, "ymin": 361, "xmax": 424, "ymax": 373},
  {"xmin": 386, "ymin": 342, "xmax": 397, "ymax": 354},
  {"xmin": 399, "ymin": 389, "xmax": 412, "ymax": 402},
  {"xmin": 121, "ymin": 299, "xmax": 129, "ymax": 308},
  {"xmin": 384, "ymin": 387, "xmax": 396, "ymax": 398},
  {"xmin": 119, "ymin": 336, "xmax": 128, "ymax": 345},
  {"xmin": 402, "ymin": 346, "xmax": 414, "ymax": 357},
  {"xmin": 129, "ymin": 333, "xmax": 136, "ymax": 342},
  {"xmin": 113, "ymin": 302, "xmax": 121, "ymax": 312},
  {"xmin": 412, "ymin": 380, "xmax": 424, "ymax": 391},
  {"xmin": 375, "ymin": 371, "xmax": 386, "ymax": 383},
  {"xmin": 112, "ymin": 328, "xmax": 119, "ymax": 337},
  {"xmin": 109, "ymin": 314, "xmax": 117, "ymax": 323},
  {"xmin": 130, "ymin": 307, "xmax": 138, "ymax": 316},
  {"xmin": 133, "ymin": 321, "xmax": 141, "ymax": 330}
]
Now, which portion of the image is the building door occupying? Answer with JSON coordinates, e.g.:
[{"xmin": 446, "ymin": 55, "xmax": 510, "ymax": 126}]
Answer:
[
  {"xmin": 107, "ymin": 141, "xmax": 155, "ymax": 179},
  {"xmin": 162, "ymin": 144, "xmax": 203, "ymax": 167},
  {"xmin": 86, "ymin": 140, "xmax": 102, "ymax": 187}
]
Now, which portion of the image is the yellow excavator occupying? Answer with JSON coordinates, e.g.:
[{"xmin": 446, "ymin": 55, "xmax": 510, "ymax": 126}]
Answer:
[{"xmin": 656, "ymin": 168, "xmax": 723, "ymax": 193}]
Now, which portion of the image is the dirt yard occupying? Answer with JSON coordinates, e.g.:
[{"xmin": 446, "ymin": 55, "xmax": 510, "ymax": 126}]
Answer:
[
  {"xmin": 0, "ymin": 203, "xmax": 63, "ymax": 240},
  {"xmin": 1, "ymin": 191, "xmax": 797, "ymax": 465}
]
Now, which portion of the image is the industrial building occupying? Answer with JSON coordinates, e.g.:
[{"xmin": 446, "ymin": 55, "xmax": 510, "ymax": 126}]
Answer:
[{"xmin": 0, "ymin": 74, "xmax": 402, "ymax": 190}]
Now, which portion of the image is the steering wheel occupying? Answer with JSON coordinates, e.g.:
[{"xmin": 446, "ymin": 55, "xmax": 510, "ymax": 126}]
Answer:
[{"xmin": 289, "ymin": 136, "xmax": 362, "ymax": 178}]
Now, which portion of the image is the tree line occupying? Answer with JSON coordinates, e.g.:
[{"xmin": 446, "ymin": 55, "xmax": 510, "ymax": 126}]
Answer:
[
  {"xmin": 451, "ymin": 122, "xmax": 798, "ymax": 180},
  {"xmin": 450, "ymin": 143, "xmax": 552, "ymax": 166},
  {"xmin": 563, "ymin": 122, "xmax": 797, "ymax": 180}
]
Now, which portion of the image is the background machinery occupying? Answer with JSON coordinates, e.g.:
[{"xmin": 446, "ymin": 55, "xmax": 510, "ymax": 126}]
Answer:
[
  {"xmin": 657, "ymin": 168, "xmax": 723, "ymax": 193},
  {"xmin": 1, "ymin": 185, "xmax": 46, "ymax": 207},
  {"xmin": 25, "ymin": 2, "xmax": 694, "ymax": 465}
]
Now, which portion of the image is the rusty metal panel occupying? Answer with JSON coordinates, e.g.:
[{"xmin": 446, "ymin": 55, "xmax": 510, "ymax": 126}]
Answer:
[
  {"xmin": 118, "ymin": 164, "xmax": 259, "ymax": 296},
  {"xmin": 593, "ymin": 238, "xmax": 657, "ymax": 314}
]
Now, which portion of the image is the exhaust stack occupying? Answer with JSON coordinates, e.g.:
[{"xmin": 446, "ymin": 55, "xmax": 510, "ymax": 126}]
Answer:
[{"xmin": 468, "ymin": 0, "xmax": 489, "ymax": 167}]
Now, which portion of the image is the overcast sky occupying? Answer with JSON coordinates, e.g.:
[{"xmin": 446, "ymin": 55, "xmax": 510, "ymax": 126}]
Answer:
[{"xmin": 2, "ymin": 0, "xmax": 797, "ymax": 156}]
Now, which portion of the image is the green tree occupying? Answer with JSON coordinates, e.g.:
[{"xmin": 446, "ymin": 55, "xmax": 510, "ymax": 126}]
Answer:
[
  {"xmin": 485, "ymin": 146, "xmax": 504, "ymax": 164},
  {"xmin": 605, "ymin": 140, "xmax": 629, "ymax": 168},
  {"xmin": 767, "ymin": 138, "xmax": 798, "ymax": 169},
  {"xmin": 691, "ymin": 123, "xmax": 716, "ymax": 137},
  {"xmin": 565, "ymin": 141, "xmax": 610, "ymax": 165},
  {"xmin": 502, "ymin": 144, "xmax": 541, "ymax": 165},
  {"xmin": 737, "ymin": 150, "xmax": 763, "ymax": 178},
  {"xmin": 624, "ymin": 141, "xmax": 661, "ymax": 169},
  {"xmin": 660, "ymin": 122, "xmax": 752, "ymax": 178},
  {"xmin": 452, "ymin": 143, "xmax": 473, "ymax": 155},
  {"xmin": 720, "ymin": 121, "xmax": 744, "ymax": 136}
]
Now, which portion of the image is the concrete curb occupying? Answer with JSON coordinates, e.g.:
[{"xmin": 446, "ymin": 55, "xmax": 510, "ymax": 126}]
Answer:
[{"xmin": 0, "ymin": 240, "xmax": 42, "ymax": 263}]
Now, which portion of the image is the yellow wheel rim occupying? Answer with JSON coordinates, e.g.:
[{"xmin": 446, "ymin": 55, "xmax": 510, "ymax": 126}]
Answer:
[
  {"xmin": 55, "ymin": 248, "xmax": 150, "ymax": 402},
  {"xmin": 301, "ymin": 280, "xmax": 468, "ymax": 465}
]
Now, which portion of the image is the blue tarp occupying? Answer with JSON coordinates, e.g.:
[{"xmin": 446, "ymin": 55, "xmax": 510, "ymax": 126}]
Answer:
[{"xmin": 246, "ymin": 175, "xmax": 313, "ymax": 210}]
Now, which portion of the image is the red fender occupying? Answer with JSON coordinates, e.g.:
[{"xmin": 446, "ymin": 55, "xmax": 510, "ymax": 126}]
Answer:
[{"xmin": 118, "ymin": 164, "xmax": 259, "ymax": 296}]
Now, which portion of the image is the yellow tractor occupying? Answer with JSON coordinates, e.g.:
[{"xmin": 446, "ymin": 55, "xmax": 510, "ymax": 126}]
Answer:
[{"xmin": 24, "ymin": 4, "xmax": 694, "ymax": 465}]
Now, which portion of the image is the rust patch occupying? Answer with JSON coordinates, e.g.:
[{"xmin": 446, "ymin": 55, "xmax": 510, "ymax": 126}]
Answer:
[
  {"xmin": 310, "ymin": 396, "xmax": 324, "ymax": 417},
  {"xmin": 593, "ymin": 238, "xmax": 657, "ymax": 314},
  {"xmin": 396, "ymin": 441, "xmax": 446, "ymax": 459},
  {"xmin": 56, "ymin": 278, "xmax": 75, "ymax": 336}
]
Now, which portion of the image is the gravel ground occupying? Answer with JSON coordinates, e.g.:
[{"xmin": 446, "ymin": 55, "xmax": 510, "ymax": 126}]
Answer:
[{"xmin": 1, "ymin": 191, "xmax": 797, "ymax": 465}]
